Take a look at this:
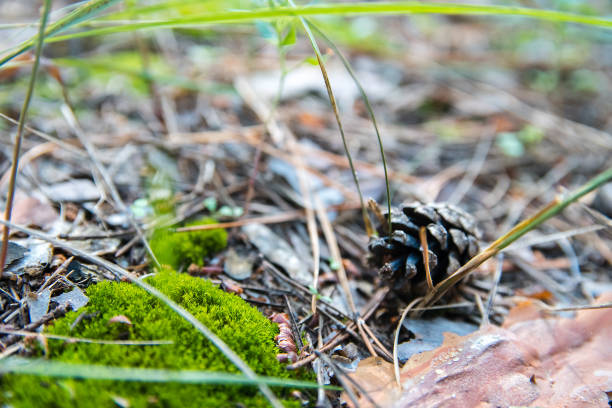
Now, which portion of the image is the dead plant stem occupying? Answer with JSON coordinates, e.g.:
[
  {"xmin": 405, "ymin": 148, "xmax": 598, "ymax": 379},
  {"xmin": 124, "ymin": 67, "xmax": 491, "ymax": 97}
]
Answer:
[{"xmin": 393, "ymin": 297, "xmax": 423, "ymax": 387}]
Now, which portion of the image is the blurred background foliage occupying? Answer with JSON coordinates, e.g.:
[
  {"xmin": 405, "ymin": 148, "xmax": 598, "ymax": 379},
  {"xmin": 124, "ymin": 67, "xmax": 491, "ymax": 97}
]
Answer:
[{"xmin": 0, "ymin": 0, "xmax": 610, "ymax": 134}]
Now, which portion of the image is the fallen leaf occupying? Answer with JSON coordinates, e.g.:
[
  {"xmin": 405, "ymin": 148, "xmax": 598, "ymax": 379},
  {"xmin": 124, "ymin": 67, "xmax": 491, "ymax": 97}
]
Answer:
[
  {"xmin": 65, "ymin": 225, "xmax": 121, "ymax": 254},
  {"xmin": 0, "ymin": 52, "xmax": 31, "ymax": 81},
  {"xmin": 514, "ymin": 287, "xmax": 555, "ymax": 302},
  {"xmin": 345, "ymin": 357, "xmax": 400, "ymax": 405},
  {"xmin": 220, "ymin": 278, "xmax": 243, "ymax": 295},
  {"xmin": 11, "ymin": 191, "xmax": 58, "ymax": 229},
  {"xmin": 296, "ymin": 112, "xmax": 327, "ymax": 129},
  {"xmin": 348, "ymin": 293, "xmax": 612, "ymax": 408}
]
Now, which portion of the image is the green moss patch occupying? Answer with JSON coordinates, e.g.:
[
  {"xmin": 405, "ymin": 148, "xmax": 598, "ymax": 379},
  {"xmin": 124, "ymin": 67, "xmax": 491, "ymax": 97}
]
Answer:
[
  {"xmin": 150, "ymin": 217, "xmax": 227, "ymax": 270},
  {"xmin": 1, "ymin": 270, "xmax": 301, "ymax": 407}
]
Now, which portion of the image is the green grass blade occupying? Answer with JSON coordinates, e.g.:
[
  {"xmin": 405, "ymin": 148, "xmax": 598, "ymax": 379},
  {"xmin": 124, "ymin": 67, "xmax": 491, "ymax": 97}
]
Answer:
[
  {"xmin": 105, "ymin": 2, "xmax": 612, "ymax": 28},
  {"xmin": 106, "ymin": 0, "xmax": 241, "ymax": 19},
  {"xmin": 0, "ymin": 0, "xmax": 119, "ymax": 67},
  {"xmin": 492, "ymin": 166, "xmax": 612, "ymax": 251},
  {"xmin": 287, "ymin": 2, "xmax": 373, "ymax": 237},
  {"xmin": 0, "ymin": 357, "xmax": 337, "ymax": 389},
  {"xmin": 21, "ymin": 1, "xmax": 612, "ymax": 48},
  {"xmin": 309, "ymin": 22, "xmax": 393, "ymax": 235}
]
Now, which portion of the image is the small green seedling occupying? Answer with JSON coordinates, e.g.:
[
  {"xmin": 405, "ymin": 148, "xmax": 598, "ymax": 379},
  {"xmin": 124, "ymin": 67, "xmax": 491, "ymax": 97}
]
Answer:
[
  {"xmin": 201, "ymin": 197, "xmax": 244, "ymax": 219},
  {"xmin": 497, "ymin": 125, "xmax": 544, "ymax": 158}
]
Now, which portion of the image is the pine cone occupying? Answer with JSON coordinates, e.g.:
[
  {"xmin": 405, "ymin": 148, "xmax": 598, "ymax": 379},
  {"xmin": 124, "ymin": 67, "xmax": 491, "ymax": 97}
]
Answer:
[{"xmin": 368, "ymin": 202, "xmax": 480, "ymax": 297}]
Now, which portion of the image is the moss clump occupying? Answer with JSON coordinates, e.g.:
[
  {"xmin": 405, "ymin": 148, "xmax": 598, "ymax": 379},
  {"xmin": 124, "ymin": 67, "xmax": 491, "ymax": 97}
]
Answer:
[
  {"xmin": 150, "ymin": 217, "xmax": 227, "ymax": 269},
  {"xmin": 1, "ymin": 270, "xmax": 301, "ymax": 408}
]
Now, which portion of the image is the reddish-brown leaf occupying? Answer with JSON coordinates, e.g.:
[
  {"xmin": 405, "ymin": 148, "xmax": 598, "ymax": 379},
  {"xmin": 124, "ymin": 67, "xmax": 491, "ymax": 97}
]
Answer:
[
  {"xmin": 11, "ymin": 191, "xmax": 58, "ymax": 229},
  {"xmin": 348, "ymin": 293, "xmax": 612, "ymax": 408}
]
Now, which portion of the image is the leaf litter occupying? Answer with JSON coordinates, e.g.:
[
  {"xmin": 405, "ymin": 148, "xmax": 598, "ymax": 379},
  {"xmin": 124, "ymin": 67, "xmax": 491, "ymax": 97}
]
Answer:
[{"xmin": 0, "ymin": 2, "xmax": 611, "ymax": 407}]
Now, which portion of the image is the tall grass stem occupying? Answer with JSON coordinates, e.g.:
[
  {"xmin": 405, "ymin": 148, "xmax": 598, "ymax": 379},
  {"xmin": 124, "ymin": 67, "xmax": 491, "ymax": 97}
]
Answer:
[
  {"xmin": 309, "ymin": 22, "xmax": 392, "ymax": 235},
  {"xmin": 0, "ymin": 0, "xmax": 52, "ymax": 278}
]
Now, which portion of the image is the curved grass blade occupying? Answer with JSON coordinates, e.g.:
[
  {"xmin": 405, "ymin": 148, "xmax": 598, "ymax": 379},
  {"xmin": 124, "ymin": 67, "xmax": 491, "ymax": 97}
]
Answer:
[
  {"xmin": 106, "ymin": 0, "xmax": 240, "ymax": 20},
  {"xmin": 309, "ymin": 22, "xmax": 392, "ymax": 235},
  {"xmin": 100, "ymin": 2, "xmax": 612, "ymax": 29},
  {"xmin": 8, "ymin": 1, "xmax": 610, "ymax": 51},
  {"xmin": 0, "ymin": 357, "xmax": 338, "ymax": 389},
  {"xmin": 416, "ymin": 166, "xmax": 612, "ymax": 313},
  {"xmin": 286, "ymin": 2, "xmax": 373, "ymax": 236},
  {"xmin": 0, "ymin": 0, "xmax": 51, "ymax": 278},
  {"xmin": 0, "ymin": 0, "xmax": 119, "ymax": 67}
]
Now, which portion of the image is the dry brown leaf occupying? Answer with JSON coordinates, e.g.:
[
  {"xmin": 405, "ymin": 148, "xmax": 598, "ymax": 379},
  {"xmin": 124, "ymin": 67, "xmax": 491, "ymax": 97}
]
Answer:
[
  {"xmin": 0, "ymin": 53, "xmax": 32, "ymax": 81},
  {"xmin": 296, "ymin": 112, "xmax": 327, "ymax": 129},
  {"xmin": 344, "ymin": 356, "xmax": 401, "ymax": 405},
  {"xmin": 11, "ymin": 191, "xmax": 58, "ymax": 229},
  {"xmin": 514, "ymin": 288, "xmax": 555, "ymax": 302},
  {"xmin": 348, "ymin": 293, "xmax": 612, "ymax": 408}
]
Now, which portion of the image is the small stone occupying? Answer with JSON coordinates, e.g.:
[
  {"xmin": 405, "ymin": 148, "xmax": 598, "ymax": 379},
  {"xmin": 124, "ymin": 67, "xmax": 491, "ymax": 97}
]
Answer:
[
  {"xmin": 342, "ymin": 342, "xmax": 360, "ymax": 360},
  {"xmin": 223, "ymin": 247, "xmax": 253, "ymax": 281}
]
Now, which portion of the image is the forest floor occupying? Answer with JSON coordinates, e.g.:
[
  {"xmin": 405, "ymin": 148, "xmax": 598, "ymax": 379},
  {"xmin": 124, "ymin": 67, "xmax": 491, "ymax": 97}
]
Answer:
[{"xmin": 0, "ymin": 2, "xmax": 611, "ymax": 407}]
